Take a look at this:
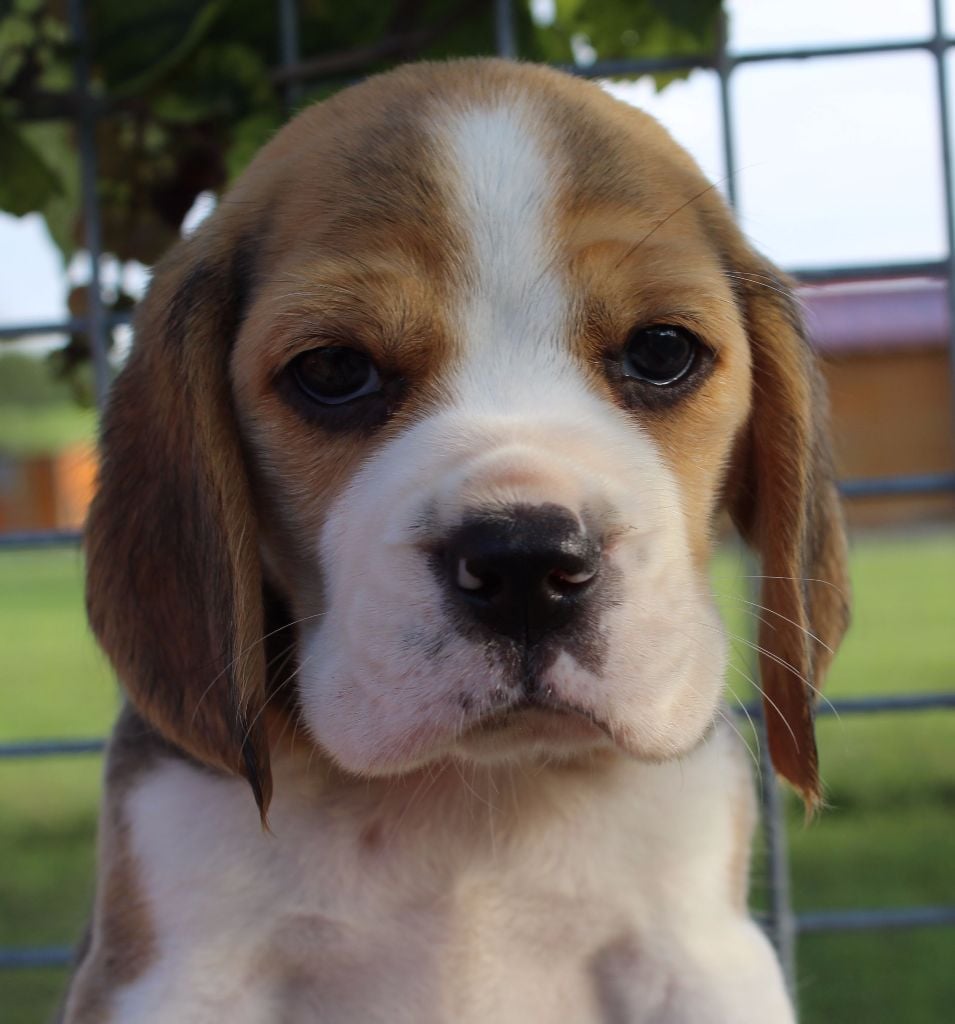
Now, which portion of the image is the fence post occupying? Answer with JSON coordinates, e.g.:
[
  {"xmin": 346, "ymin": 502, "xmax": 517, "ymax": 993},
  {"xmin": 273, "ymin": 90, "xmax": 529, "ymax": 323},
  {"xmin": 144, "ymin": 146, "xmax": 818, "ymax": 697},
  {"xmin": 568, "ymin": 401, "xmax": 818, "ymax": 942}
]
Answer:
[
  {"xmin": 757, "ymin": 713, "xmax": 798, "ymax": 1001},
  {"xmin": 66, "ymin": 0, "xmax": 111, "ymax": 412},
  {"xmin": 930, "ymin": 0, "xmax": 955, "ymax": 444},
  {"xmin": 494, "ymin": 0, "xmax": 517, "ymax": 59},
  {"xmin": 278, "ymin": 0, "xmax": 302, "ymax": 111},
  {"xmin": 715, "ymin": 11, "xmax": 739, "ymax": 207}
]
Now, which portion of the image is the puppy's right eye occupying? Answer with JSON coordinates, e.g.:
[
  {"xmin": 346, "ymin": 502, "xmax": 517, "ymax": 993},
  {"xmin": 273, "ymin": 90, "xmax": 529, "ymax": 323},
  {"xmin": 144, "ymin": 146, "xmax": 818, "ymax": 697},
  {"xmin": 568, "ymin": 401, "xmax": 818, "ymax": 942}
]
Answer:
[{"xmin": 291, "ymin": 347, "xmax": 381, "ymax": 405}]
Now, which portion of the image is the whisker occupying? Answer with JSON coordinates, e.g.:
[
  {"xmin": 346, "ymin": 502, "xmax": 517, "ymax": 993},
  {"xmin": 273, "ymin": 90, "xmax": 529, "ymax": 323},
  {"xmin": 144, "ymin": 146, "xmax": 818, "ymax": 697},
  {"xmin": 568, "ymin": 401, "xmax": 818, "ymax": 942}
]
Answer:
[
  {"xmin": 726, "ymin": 686, "xmax": 762, "ymax": 770},
  {"xmin": 716, "ymin": 704, "xmax": 760, "ymax": 779},
  {"xmin": 738, "ymin": 574, "xmax": 849, "ymax": 602},
  {"xmin": 713, "ymin": 591, "xmax": 835, "ymax": 656},
  {"xmin": 691, "ymin": 607, "xmax": 840, "ymax": 722},
  {"xmin": 614, "ymin": 178, "xmax": 729, "ymax": 270},
  {"xmin": 723, "ymin": 632, "xmax": 841, "ymax": 722},
  {"xmin": 391, "ymin": 763, "xmax": 442, "ymax": 836},
  {"xmin": 240, "ymin": 652, "xmax": 315, "ymax": 749},
  {"xmin": 191, "ymin": 611, "xmax": 326, "ymax": 724},
  {"xmin": 679, "ymin": 618, "xmax": 801, "ymax": 752}
]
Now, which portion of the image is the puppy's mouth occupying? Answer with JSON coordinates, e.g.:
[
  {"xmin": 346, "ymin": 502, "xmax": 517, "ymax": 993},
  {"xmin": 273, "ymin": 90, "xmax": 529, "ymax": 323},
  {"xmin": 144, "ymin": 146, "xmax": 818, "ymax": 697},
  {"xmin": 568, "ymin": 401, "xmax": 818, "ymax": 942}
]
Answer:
[{"xmin": 462, "ymin": 695, "xmax": 611, "ymax": 747}]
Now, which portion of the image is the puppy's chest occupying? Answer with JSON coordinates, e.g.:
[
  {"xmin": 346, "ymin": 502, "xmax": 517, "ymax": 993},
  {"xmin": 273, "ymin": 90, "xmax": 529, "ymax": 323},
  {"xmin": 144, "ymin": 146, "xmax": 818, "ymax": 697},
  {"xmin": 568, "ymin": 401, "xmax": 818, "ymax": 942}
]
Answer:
[
  {"xmin": 116, "ymin": 751, "xmax": 743, "ymax": 1023},
  {"xmin": 254, "ymin": 876, "xmax": 633, "ymax": 1024},
  {"xmin": 118, "ymin": 760, "xmax": 673, "ymax": 1022}
]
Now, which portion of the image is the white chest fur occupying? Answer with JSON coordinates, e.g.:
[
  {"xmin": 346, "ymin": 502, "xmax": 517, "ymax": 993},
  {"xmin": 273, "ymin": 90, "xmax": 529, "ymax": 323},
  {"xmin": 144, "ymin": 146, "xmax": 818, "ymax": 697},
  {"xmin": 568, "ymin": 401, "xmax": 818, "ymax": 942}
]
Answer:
[{"xmin": 106, "ymin": 722, "xmax": 792, "ymax": 1024}]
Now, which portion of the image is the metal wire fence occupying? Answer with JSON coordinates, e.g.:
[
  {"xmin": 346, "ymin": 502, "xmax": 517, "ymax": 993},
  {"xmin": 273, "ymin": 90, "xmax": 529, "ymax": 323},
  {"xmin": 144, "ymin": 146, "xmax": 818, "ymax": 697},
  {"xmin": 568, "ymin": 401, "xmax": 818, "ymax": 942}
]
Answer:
[{"xmin": 1, "ymin": 0, "xmax": 953, "ymax": 1015}]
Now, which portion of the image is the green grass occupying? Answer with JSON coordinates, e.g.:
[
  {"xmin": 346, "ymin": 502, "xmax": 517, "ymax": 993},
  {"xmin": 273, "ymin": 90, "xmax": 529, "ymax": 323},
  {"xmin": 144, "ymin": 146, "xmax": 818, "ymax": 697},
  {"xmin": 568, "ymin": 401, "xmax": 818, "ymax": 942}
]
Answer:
[
  {"xmin": 0, "ymin": 406, "xmax": 97, "ymax": 457},
  {"xmin": 0, "ymin": 354, "xmax": 98, "ymax": 458},
  {"xmin": 0, "ymin": 549, "xmax": 117, "ymax": 1024},
  {"xmin": 716, "ymin": 531, "xmax": 955, "ymax": 1020},
  {"xmin": 0, "ymin": 534, "xmax": 953, "ymax": 1023}
]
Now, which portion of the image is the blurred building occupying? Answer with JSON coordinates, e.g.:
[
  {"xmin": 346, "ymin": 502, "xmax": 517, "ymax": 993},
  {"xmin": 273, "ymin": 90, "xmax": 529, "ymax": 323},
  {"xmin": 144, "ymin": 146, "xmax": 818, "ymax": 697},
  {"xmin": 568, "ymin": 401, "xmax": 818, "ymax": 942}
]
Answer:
[
  {"xmin": 0, "ymin": 444, "xmax": 95, "ymax": 532},
  {"xmin": 805, "ymin": 277, "xmax": 955, "ymax": 526}
]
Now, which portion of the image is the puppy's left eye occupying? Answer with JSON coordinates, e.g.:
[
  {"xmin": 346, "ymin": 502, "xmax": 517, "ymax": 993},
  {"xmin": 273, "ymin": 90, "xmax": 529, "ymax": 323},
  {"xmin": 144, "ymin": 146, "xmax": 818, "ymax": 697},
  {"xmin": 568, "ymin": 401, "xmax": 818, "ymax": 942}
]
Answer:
[
  {"xmin": 291, "ymin": 347, "xmax": 381, "ymax": 405},
  {"xmin": 623, "ymin": 325, "xmax": 701, "ymax": 386}
]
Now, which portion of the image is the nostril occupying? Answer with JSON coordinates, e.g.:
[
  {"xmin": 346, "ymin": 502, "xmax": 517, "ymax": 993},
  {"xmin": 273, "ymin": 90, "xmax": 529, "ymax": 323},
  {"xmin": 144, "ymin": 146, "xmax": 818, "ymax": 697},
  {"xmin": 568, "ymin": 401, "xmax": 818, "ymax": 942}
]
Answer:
[
  {"xmin": 456, "ymin": 558, "xmax": 484, "ymax": 592},
  {"xmin": 451, "ymin": 555, "xmax": 505, "ymax": 601},
  {"xmin": 548, "ymin": 564, "xmax": 598, "ymax": 595}
]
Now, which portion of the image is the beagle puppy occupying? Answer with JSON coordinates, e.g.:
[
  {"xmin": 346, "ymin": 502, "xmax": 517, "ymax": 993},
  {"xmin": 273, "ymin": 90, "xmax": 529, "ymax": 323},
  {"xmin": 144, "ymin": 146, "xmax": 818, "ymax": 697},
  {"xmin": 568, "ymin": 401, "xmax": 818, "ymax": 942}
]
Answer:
[{"xmin": 65, "ymin": 59, "xmax": 849, "ymax": 1023}]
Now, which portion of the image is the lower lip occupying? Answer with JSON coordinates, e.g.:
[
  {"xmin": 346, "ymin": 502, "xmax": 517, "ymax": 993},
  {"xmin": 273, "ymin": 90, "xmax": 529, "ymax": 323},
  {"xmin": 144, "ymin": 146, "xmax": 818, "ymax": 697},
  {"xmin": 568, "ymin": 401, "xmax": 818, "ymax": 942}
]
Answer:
[{"xmin": 473, "ymin": 705, "xmax": 607, "ymax": 743}]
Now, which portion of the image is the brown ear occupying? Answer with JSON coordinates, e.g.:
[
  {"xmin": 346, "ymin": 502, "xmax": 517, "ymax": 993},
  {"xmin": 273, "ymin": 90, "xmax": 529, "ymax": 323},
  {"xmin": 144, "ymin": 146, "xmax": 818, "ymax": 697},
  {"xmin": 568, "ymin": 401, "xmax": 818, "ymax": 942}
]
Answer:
[
  {"xmin": 728, "ymin": 259, "xmax": 850, "ymax": 807},
  {"xmin": 85, "ymin": 233, "xmax": 272, "ymax": 819}
]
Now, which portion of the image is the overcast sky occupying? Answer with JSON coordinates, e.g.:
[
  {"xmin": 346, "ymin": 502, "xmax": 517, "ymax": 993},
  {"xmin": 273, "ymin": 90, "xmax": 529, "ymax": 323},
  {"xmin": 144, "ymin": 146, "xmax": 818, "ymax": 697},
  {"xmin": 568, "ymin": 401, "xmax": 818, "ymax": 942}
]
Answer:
[{"xmin": 1, "ymin": 0, "xmax": 952, "ymax": 331}]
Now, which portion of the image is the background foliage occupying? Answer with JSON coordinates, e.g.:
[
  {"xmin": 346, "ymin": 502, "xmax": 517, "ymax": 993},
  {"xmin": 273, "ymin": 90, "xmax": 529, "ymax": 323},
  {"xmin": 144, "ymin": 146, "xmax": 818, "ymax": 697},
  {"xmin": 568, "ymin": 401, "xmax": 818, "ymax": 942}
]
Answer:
[
  {"xmin": 1, "ymin": 0, "xmax": 721, "ymax": 353},
  {"xmin": 2, "ymin": 0, "xmax": 723, "ymax": 262}
]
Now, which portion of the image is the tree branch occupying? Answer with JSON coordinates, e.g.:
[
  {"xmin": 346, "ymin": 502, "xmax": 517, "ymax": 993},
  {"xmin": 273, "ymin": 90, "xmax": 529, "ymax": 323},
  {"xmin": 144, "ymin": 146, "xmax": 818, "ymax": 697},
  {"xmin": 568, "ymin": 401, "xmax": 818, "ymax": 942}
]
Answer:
[{"xmin": 271, "ymin": 0, "xmax": 487, "ymax": 85}]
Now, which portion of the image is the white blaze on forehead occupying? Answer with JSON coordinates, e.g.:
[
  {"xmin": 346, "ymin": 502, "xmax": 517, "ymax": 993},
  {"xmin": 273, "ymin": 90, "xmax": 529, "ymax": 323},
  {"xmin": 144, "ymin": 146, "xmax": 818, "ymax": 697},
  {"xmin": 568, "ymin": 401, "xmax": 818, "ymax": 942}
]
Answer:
[{"xmin": 436, "ymin": 100, "xmax": 579, "ymax": 412}]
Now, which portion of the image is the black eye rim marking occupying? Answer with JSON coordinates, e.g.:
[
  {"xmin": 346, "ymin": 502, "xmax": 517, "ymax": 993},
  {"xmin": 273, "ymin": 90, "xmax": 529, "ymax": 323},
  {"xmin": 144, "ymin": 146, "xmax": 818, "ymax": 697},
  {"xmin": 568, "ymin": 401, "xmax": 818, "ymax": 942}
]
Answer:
[
  {"xmin": 275, "ymin": 320, "xmax": 714, "ymax": 429},
  {"xmin": 290, "ymin": 345, "xmax": 382, "ymax": 406},
  {"xmin": 606, "ymin": 322, "xmax": 715, "ymax": 408},
  {"xmin": 275, "ymin": 343, "xmax": 404, "ymax": 433}
]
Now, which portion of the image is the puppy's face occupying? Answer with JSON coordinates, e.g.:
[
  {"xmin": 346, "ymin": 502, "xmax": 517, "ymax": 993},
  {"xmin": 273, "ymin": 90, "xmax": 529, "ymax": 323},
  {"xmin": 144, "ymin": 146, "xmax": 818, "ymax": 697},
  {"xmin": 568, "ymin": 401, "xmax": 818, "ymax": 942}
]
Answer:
[
  {"xmin": 230, "ymin": 70, "xmax": 749, "ymax": 775},
  {"xmin": 87, "ymin": 61, "xmax": 849, "ymax": 812}
]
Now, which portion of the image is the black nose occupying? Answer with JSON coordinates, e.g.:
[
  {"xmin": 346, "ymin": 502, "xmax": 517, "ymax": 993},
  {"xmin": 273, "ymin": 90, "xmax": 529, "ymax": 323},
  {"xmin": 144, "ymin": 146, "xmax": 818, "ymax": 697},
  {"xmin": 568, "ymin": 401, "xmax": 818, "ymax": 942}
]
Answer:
[{"xmin": 442, "ymin": 504, "xmax": 601, "ymax": 643}]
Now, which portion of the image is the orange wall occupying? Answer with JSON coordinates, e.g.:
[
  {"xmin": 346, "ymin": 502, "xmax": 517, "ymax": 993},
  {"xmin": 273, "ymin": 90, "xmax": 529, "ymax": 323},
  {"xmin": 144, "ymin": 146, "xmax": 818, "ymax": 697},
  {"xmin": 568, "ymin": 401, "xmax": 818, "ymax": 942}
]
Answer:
[
  {"xmin": 822, "ymin": 346, "xmax": 955, "ymax": 526},
  {"xmin": 0, "ymin": 444, "xmax": 97, "ymax": 532}
]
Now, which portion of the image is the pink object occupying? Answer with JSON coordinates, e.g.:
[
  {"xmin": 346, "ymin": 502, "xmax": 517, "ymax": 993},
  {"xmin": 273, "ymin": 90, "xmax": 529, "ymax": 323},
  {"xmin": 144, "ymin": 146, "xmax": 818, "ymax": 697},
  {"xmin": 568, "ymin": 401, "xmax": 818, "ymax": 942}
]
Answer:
[{"xmin": 799, "ymin": 278, "xmax": 949, "ymax": 355}]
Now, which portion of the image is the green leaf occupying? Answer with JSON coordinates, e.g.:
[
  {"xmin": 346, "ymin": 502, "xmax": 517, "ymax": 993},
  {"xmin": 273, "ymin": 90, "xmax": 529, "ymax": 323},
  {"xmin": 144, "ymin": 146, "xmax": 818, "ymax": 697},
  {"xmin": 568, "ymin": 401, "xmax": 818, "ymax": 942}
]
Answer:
[
  {"xmin": 539, "ymin": 0, "xmax": 719, "ymax": 70},
  {"xmin": 647, "ymin": 0, "xmax": 720, "ymax": 33},
  {"xmin": 107, "ymin": 0, "xmax": 231, "ymax": 99},
  {"xmin": 0, "ymin": 115, "xmax": 62, "ymax": 216},
  {"xmin": 0, "ymin": 12, "xmax": 32, "ymax": 86},
  {"xmin": 2, "ymin": 0, "xmax": 727, "ymax": 264},
  {"xmin": 226, "ymin": 112, "xmax": 281, "ymax": 181},
  {"xmin": 20, "ymin": 120, "xmax": 80, "ymax": 258}
]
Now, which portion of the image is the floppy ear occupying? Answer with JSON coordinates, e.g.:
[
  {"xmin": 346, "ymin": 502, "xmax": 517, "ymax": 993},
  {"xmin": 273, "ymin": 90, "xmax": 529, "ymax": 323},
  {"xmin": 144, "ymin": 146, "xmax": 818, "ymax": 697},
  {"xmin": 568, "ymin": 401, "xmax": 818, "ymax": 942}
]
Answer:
[
  {"xmin": 85, "ymin": 232, "xmax": 272, "ymax": 820},
  {"xmin": 727, "ymin": 258, "xmax": 850, "ymax": 808}
]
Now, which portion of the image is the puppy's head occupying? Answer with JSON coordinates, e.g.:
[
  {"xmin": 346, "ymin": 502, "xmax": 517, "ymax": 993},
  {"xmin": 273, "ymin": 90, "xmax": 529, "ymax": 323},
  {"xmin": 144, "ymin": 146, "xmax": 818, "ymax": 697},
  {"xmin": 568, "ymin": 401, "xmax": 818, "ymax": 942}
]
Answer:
[{"xmin": 86, "ymin": 60, "xmax": 849, "ymax": 818}]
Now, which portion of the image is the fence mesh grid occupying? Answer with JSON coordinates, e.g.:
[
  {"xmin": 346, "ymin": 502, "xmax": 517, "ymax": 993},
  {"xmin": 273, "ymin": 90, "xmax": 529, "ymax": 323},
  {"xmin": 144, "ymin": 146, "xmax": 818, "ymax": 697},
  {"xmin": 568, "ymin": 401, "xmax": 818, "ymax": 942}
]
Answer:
[{"xmin": 1, "ymin": 0, "xmax": 953, "ymax": 1014}]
